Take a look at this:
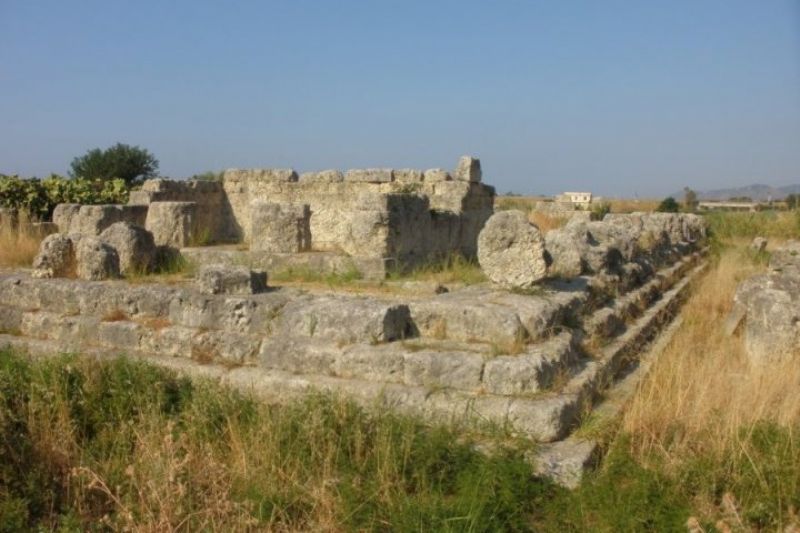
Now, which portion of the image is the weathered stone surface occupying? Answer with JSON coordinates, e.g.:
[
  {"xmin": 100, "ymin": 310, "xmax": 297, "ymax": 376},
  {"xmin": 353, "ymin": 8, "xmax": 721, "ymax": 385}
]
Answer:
[
  {"xmin": 769, "ymin": 240, "xmax": 800, "ymax": 273},
  {"xmin": 733, "ymin": 272, "xmax": 800, "ymax": 364},
  {"xmin": 275, "ymin": 296, "xmax": 411, "ymax": 344},
  {"xmin": 423, "ymin": 168, "xmax": 451, "ymax": 182},
  {"xmin": 403, "ymin": 350, "xmax": 484, "ymax": 390},
  {"xmin": 532, "ymin": 438, "xmax": 598, "ymax": 489},
  {"xmin": 145, "ymin": 201, "xmax": 197, "ymax": 247},
  {"xmin": 75, "ymin": 237, "xmax": 120, "ymax": 280},
  {"xmin": 344, "ymin": 169, "xmax": 393, "ymax": 183},
  {"xmin": 298, "ymin": 170, "xmax": 343, "ymax": 183},
  {"xmin": 750, "ymin": 237, "xmax": 768, "ymax": 253},
  {"xmin": 393, "ymin": 169, "xmax": 424, "ymax": 183},
  {"xmin": 250, "ymin": 201, "xmax": 311, "ymax": 253},
  {"xmin": 196, "ymin": 264, "xmax": 267, "ymax": 295},
  {"xmin": 223, "ymin": 168, "xmax": 298, "ymax": 183},
  {"xmin": 32, "ymin": 234, "xmax": 76, "ymax": 278},
  {"xmin": 52, "ymin": 203, "xmax": 82, "ymax": 233},
  {"xmin": 545, "ymin": 228, "xmax": 584, "ymax": 278},
  {"xmin": 454, "ymin": 156, "xmax": 482, "ymax": 183},
  {"xmin": 99, "ymin": 222, "xmax": 156, "ymax": 275},
  {"xmin": 477, "ymin": 210, "xmax": 547, "ymax": 288},
  {"xmin": 409, "ymin": 294, "xmax": 525, "ymax": 345},
  {"xmin": 74, "ymin": 205, "xmax": 148, "ymax": 236}
]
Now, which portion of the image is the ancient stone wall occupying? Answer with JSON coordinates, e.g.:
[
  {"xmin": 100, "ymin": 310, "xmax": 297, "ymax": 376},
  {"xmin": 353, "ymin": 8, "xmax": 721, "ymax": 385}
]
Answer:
[{"xmin": 116, "ymin": 156, "xmax": 494, "ymax": 273}]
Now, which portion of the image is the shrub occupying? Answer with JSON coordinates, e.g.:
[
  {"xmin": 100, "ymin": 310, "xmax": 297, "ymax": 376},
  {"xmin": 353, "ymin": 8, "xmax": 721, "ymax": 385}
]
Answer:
[
  {"xmin": 0, "ymin": 174, "xmax": 128, "ymax": 220},
  {"xmin": 657, "ymin": 197, "xmax": 680, "ymax": 213}
]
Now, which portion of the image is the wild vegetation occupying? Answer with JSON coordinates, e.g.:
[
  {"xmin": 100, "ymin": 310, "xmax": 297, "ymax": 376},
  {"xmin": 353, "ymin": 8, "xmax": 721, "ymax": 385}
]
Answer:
[
  {"xmin": 0, "ymin": 211, "xmax": 46, "ymax": 268},
  {"xmin": 0, "ymin": 203, "xmax": 799, "ymax": 529},
  {"xmin": 0, "ymin": 175, "xmax": 128, "ymax": 220}
]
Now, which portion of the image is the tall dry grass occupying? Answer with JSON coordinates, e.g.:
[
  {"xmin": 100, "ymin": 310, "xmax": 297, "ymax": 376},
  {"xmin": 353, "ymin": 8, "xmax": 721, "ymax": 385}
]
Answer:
[
  {"xmin": 624, "ymin": 245, "xmax": 800, "ymax": 458},
  {"xmin": 0, "ymin": 211, "xmax": 45, "ymax": 267}
]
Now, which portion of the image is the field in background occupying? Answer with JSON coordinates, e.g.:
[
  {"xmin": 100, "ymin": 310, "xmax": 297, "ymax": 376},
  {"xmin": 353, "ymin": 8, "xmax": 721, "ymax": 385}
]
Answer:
[{"xmin": 496, "ymin": 195, "xmax": 660, "ymax": 215}]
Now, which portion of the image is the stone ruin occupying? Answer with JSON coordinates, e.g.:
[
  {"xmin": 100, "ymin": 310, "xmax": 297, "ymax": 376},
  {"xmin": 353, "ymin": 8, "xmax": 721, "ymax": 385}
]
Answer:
[
  {"xmin": 727, "ymin": 239, "xmax": 800, "ymax": 364},
  {"xmin": 1, "ymin": 158, "xmax": 711, "ymax": 487},
  {"xmin": 49, "ymin": 155, "xmax": 494, "ymax": 279}
]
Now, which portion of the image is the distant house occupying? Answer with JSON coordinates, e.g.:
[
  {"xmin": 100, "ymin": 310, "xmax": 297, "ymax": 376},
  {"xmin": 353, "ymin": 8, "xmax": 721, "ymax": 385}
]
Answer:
[{"xmin": 558, "ymin": 191, "xmax": 593, "ymax": 208}]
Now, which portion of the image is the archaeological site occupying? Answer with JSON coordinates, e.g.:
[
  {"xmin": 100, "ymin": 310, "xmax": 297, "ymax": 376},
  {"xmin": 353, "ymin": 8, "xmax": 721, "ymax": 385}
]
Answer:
[{"xmin": 0, "ymin": 155, "xmax": 716, "ymax": 487}]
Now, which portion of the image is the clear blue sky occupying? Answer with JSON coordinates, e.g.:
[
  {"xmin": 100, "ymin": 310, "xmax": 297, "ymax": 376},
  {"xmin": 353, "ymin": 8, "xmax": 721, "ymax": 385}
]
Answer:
[{"xmin": 2, "ymin": 1, "xmax": 798, "ymax": 197}]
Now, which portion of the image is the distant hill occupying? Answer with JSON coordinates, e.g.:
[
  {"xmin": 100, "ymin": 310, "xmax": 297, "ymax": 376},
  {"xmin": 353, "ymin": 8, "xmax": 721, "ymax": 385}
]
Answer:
[{"xmin": 669, "ymin": 184, "xmax": 800, "ymax": 202}]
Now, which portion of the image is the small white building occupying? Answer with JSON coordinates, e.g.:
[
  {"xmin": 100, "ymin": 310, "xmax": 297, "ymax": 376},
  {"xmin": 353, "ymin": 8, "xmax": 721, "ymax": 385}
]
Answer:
[{"xmin": 559, "ymin": 191, "xmax": 593, "ymax": 208}]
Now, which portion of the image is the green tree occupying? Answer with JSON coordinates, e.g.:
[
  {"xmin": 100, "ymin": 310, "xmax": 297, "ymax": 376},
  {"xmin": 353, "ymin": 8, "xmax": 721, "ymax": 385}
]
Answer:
[
  {"xmin": 657, "ymin": 197, "xmax": 680, "ymax": 213},
  {"xmin": 683, "ymin": 187, "xmax": 698, "ymax": 212},
  {"xmin": 70, "ymin": 143, "xmax": 158, "ymax": 186},
  {"xmin": 785, "ymin": 194, "xmax": 798, "ymax": 210}
]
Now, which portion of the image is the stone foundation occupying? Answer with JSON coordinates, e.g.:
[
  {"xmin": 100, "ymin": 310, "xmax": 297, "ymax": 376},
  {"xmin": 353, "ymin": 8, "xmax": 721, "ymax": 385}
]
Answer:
[{"xmin": 1, "ymin": 217, "xmax": 708, "ymax": 485}]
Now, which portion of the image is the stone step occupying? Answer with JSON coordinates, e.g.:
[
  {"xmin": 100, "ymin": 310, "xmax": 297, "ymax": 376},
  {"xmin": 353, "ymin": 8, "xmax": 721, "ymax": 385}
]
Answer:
[
  {"xmin": 584, "ymin": 251, "xmax": 703, "ymax": 341},
  {"xmin": 0, "ymin": 260, "xmax": 707, "ymax": 443}
]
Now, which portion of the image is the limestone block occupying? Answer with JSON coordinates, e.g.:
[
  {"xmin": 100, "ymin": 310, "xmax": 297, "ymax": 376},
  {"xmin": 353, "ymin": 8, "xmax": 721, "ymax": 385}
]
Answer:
[
  {"xmin": 196, "ymin": 264, "xmax": 267, "ymax": 295},
  {"xmin": 52, "ymin": 204, "xmax": 82, "ymax": 233},
  {"xmin": 483, "ymin": 354, "xmax": 548, "ymax": 395},
  {"xmin": 345, "ymin": 168, "xmax": 394, "ymax": 183},
  {"xmin": 75, "ymin": 205, "xmax": 148, "ymax": 236},
  {"xmin": 259, "ymin": 337, "xmax": 340, "ymax": 375},
  {"xmin": 298, "ymin": 170, "xmax": 344, "ymax": 183},
  {"xmin": 750, "ymin": 237, "xmax": 767, "ymax": 253},
  {"xmin": 454, "ymin": 156, "xmax": 482, "ymax": 183},
  {"xmin": 32, "ymin": 234, "xmax": 76, "ymax": 278},
  {"xmin": 734, "ymin": 273, "xmax": 800, "ymax": 364},
  {"xmin": 223, "ymin": 168, "xmax": 298, "ymax": 183},
  {"xmin": 393, "ymin": 169, "xmax": 424, "ymax": 183},
  {"xmin": 423, "ymin": 168, "xmax": 451, "ymax": 182},
  {"xmin": 99, "ymin": 222, "xmax": 157, "ymax": 275},
  {"xmin": 532, "ymin": 439, "xmax": 598, "ymax": 489},
  {"xmin": 275, "ymin": 296, "xmax": 411, "ymax": 343},
  {"xmin": 249, "ymin": 201, "xmax": 311, "ymax": 253},
  {"xmin": 477, "ymin": 210, "xmax": 547, "ymax": 289},
  {"xmin": 332, "ymin": 344, "xmax": 406, "ymax": 382},
  {"xmin": 191, "ymin": 330, "xmax": 261, "ymax": 364},
  {"xmin": 409, "ymin": 296, "xmax": 525, "ymax": 344},
  {"xmin": 545, "ymin": 228, "xmax": 584, "ymax": 278},
  {"xmin": 769, "ymin": 240, "xmax": 800, "ymax": 273},
  {"xmin": 75, "ymin": 237, "xmax": 120, "ymax": 281},
  {"xmin": 145, "ymin": 201, "xmax": 197, "ymax": 247},
  {"xmin": 403, "ymin": 350, "xmax": 484, "ymax": 390},
  {"xmin": 98, "ymin": 321, "xmax": 143, "ymax": 350}
]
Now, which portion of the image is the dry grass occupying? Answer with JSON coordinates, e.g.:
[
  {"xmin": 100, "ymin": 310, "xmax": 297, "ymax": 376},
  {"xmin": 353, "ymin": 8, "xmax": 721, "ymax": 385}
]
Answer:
[
  {"xmin": 0, "ymin": 211, "xmax": 45, "ymax": 267},
  {"xmin": 528, "ymin": 211, "xmax": 568, "ymax": 232},
  {"xmin": 102, "ymin": 309, "xmax": 129, "ymax": 322},
  {"xmin": 623, "ymin": 242, "xmax": 800, "ymax": 464},
  {"xmin": 606, "ymin": 198, "xmax": 659, "ymax": 213}
]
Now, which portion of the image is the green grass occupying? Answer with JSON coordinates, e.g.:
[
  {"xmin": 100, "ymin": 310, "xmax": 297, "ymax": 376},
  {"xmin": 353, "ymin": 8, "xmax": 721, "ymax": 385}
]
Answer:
[
  {"xmin": 0, "ymin": 348, "xmax": 540, "ymax": 531},
  {"xmin": 1, "ymin": 348, "xmax": 797, "ymax": 531},
  {"xmin": 270, "ymin": 264, "xmax": 363, "ymax": 286},
  {"xmin": 388, "ymin": 253, "xmax": 487, "ymax": 285},
  {"xmin": 705, "ymin": 210, "xmax": 800, "ymax": 240}
]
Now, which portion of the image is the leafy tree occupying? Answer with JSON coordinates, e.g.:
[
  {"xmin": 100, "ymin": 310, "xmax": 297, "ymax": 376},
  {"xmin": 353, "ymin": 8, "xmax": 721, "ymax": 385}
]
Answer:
[
  {"xmin": 657, "ymin": 197, "xmax": 680, "ymax": 213},
  {"xmin": 70, "ymin": 143, "xmax": 158, "ymax": 186},
  {"xmin": 785, "ymin": 194, "xmax": 798, "ymax": 210},
  {"xmin": 683, "ymin": 187, "xmax": 698, "ymax": 212}
]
